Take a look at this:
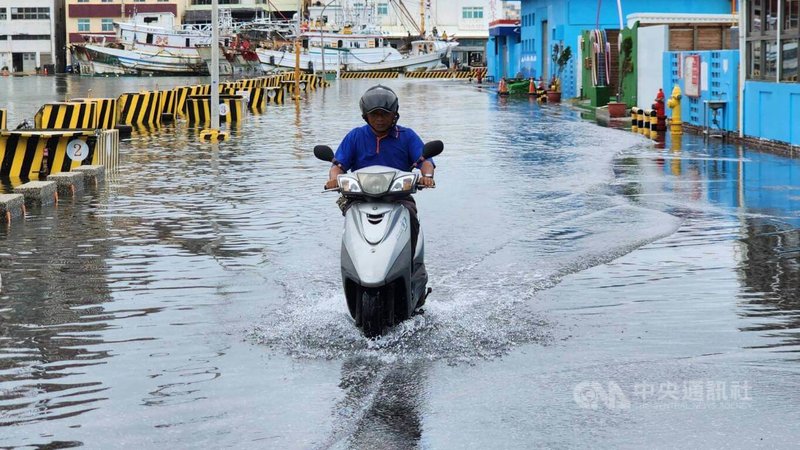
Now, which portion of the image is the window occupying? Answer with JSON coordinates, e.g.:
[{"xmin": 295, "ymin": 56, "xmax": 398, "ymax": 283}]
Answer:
[
  {"xmin": 102, "ymin": 18, "xmax": 114, "ymax": 31},
  {"xmin": 78, "ymin": 0, "xmax": 89, "ymax": 3},
  {"xmin": 10, "ymin": 7, "xmax": 50, "ymax": 20},
  {"xmin": 782, "ymin": 39, "xmax": 799, "ymax": 81},
  {"xmin": 377, "ymin": 3, "xmax": 388, "ymax": 15},
  {"xmin": 786, "ymin": 0, "xmax": 799, "ymax": 30},
  {"xmin": 0, "ymin": 8, "xmax": 6, "ymax": 20},
  {"xmin": 462, "ymin": 7, "xmax": 483, "ymax": 19},
  {"xmin": 748, "ymin": 0, "xmax": 800, "ymax": 81},
  {"xmin": 101, "ymin": 0, "xmax": 113, "ymax": 2},
  {"xmin": 78, "ymin": 18, "xmax": 90, "ymax": 32},
  {"xmin": 11, "ymin": 34, "xmax": 51, "ymax": 40}
]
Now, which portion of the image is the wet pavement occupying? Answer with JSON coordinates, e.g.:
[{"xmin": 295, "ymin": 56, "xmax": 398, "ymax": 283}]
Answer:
[{"xmin": 1, "ymin": 76, "xmax": 799, "ymax": 448}]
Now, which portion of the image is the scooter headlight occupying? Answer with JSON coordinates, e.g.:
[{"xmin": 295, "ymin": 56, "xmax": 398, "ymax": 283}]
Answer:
[
  {"xmin": 357, "ymin": 172, "xmax": 395, "ymax": 195},
  {"xmin": 338, "ymin": 174, "xmax": 361, "ymax": 193},
  {"xmin": 389, "ymin": 174, "xmax": 416, "ymax": 193}
]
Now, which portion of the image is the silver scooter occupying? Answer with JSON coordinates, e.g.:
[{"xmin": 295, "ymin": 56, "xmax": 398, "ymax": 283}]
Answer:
[{"xmin": 314, "ymin": 141, "xmax": 443, "ymax": 337}]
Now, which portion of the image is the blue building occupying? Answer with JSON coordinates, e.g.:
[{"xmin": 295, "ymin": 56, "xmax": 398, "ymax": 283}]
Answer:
[
  {"xmin": 488, "ymin": 0, "xmax": 734, "ymax": 99},
  {"xmin": 740, "ymin": 0, "xmax": 800, "ymax": 146}
]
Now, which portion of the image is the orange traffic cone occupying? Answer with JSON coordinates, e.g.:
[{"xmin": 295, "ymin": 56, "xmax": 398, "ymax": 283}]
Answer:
[
  {"xmin": 498, "ymin": 77, "xmax": 509, "ymax": 96},
  {"xmin": 528, "ymin": 78, "xmax": 535, "ymax": 95}
]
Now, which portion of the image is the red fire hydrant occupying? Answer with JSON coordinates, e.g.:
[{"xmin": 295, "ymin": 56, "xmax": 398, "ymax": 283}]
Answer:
[{"xmin": 652, "ymin": 89, "xmax": 666, "ymax": 132}]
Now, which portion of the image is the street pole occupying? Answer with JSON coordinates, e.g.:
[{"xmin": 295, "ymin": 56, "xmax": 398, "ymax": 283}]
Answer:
[
  {"xmin": 294, "ymin": 0, "xmax": 302, "ymax": 101},
  {"xmin": 319, "ymin": 0, "xmax": 338, "ymax": 78},
  {"xmin": 211, "ymin": 0, "xmax": 220, "ymax": 130}
]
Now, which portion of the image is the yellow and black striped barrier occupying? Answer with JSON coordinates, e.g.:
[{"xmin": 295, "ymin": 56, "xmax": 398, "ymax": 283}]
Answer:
[
  {"xmin": 0, "ymin": 108, "xmax": 6, "ymax": 130},
  {"xmin": 470, "ymin": 67, "xmax": 488, "ymax": 79},
  {"xmin": 34, "ymin": 102, "xmax": 97, "ymax": 130},
  {"xmin": 174, "ymin": 86, "xmax": 193, "ymax": 118},
  {"xmin": 631, "ymin": 107, "xmax": 639, "ymax": 133},
  {"xmin": 71, "ymin": 98, "xmax": 118, "ymax": 130},
  {"xmin": 281, "ymin": 80, "xmax": 313, "ymax": 96},
  {"xmin": 341, "ymin": 72, "xmax": 399, "ymax": 79},
  {"xmin": 649, "ymin": 109, "xmax": 659, "ymax": 139},
  {"xmin": 238, "ymin": 79, "xmax": 261, "ymax": 89},
  {"xmin": 223, "ymin": 86, "xmax": 267, "ymax": 111},
  {"xmin": 117, "ymin": 91, "xmax": 163, "ymax": 127},
  {"xmin": 405, "ymin": 70, "xmax": 451, "ymax": 79},
  {"xmin": 265, "ymin": 87, "xmax": 284, "ymax": 105},
  {"xmin": 282, "ymin": 73, "xmax": 328, "ymax": 88},
  {"xmin": 199, "ymin": 128, "xmax": 229, "ymax": 143},
  {"xmin": 264, "ymin": 75, "xmax": 283, "ymax": 88},
  {"xmin": 0, "ymin": 130, "xmax": 100, "ymax": 178},
  {"xmin": 185, "ymin": 95, "xmax": 245, "ymax": 125},
  {"xmin": 160, "ymin": 89, "xmax": 178, "ymax": 121},
  {"xmin": 640, "ymin": 109, "xmax": 650, "ymax": 136}
]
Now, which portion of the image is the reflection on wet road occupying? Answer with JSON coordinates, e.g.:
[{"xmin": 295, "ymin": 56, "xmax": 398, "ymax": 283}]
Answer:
[{"xmin": 1, "ymin": 76, "xmax": 800, "ymax": 447}]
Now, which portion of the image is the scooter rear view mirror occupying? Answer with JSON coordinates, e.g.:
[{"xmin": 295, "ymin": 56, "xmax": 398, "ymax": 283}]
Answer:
[
  {"xmin": 314, "ymin": 145, "xmax": 334, "ymax": 162},
  {"xmin": 422, "ymin": 140, "xmax": 444, "ymax": 159}
]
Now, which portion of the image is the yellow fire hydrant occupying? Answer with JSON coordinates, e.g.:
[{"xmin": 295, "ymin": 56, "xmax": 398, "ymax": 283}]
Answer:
[{"xmin": 666, "ymin": 85, "xmax": 682, "ymax": 135}]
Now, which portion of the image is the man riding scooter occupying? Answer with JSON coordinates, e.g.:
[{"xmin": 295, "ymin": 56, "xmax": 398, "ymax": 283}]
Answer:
[
  {"xmin": 325, "ymin": 85, "xmax": 435, "ymax": 251},
  {"xmin": 317, "ymin": 85, "xmax": 441, "ymax": 337}
]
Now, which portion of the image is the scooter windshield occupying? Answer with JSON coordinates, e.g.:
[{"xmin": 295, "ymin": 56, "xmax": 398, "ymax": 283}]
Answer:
[{"xmin": 357, "ymin": 172, "xmax": 396, "ymax": 195}]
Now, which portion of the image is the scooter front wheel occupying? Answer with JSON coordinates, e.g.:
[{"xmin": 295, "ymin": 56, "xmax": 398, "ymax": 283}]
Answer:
[{"xmin": 360, "ymin": 290, "xmax": 383, "ymax": 338}]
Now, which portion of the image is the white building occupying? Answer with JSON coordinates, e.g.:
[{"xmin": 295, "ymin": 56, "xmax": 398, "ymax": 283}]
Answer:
[{"xmin": 0, "ymin": 0, "xmax": 63, "ymax": 73}]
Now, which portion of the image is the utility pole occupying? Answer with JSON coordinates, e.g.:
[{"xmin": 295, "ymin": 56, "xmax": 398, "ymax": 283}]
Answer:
[
  {"xmin": 294, "ymin": 0, "xmax": 302, "ymax": 101},
  {"xmin": 210, "ymin": 0, "xmax": 220, "ymax": 131},
  {"xmin": 200, "ymin": 0, "xmax": 227, "ymax": 141}
]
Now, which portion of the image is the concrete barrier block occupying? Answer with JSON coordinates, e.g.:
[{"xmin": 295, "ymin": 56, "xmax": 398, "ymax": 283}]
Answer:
[
  {"xmin": 13, "ymin": 181, "xmax": 58, "ymax": 206},
  {"xmin": 73, "ymin": 165, "xmax": 106, "ymax": 185},
  {"xmin": 47, "ymin": 171, "xmax": 85, "ymax": 196},
  {"xmin": 0, "ymin": 194, "xmax": 25, "ymax": 222}
]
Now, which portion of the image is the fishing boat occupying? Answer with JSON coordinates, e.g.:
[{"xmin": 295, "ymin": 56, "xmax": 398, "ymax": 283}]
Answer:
[
  {"xmin": 72, "ymin": 41, "xmax": 209, "ymax": 76},
  {"xmin": 70, "ymin": 12, "xmax": 238, "ymax": 76},
  {"xmin": 256, "ymin": 25, "xmax": 456, "ymax": 73},
  {"xmin": 196, "ymin": 43, "xmax": 263, "ymax": 77}
]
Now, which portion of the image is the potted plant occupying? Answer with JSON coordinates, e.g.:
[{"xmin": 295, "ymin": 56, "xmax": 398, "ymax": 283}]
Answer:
[{"xmin": 547, "ymin": 43, "xmax": 572, "ymax": 103}]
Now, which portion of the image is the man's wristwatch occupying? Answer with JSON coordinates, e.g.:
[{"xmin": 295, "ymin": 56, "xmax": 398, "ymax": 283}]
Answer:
[{"xmin": 423, "ymin": 174, "xmax": 434, "ymax": 178}]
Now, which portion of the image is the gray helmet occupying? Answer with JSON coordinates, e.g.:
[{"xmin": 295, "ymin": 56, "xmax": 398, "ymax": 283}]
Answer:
[{"xmin": 359, "ymin": 85, "xmax": 399, "ymax": 122}]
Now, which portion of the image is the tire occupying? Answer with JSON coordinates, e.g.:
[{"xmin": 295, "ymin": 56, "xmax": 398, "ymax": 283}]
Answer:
[{"xmin": 360, "ymin": 289, "xmax": 383, "ymax": 338}]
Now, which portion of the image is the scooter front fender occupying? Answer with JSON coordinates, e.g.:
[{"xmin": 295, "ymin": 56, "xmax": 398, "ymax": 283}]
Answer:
[{"xmin": 341, "ymin": 202, "xmax": 412, "ymax": 288}]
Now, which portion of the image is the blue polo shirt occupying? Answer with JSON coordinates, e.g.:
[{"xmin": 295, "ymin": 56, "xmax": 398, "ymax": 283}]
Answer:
[{"xmin": 334, "ymin": 124, "xmax": 432, "ymax": 172}]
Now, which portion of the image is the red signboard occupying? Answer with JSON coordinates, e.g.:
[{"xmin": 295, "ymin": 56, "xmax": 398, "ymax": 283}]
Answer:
[{"xmin": 684, "ymin": 55, "xmax": 701, "ymax": 98}]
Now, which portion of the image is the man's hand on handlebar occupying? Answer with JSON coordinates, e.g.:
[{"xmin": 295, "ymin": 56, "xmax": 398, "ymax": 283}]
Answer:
[
  {"xmin": 418, "ymin": 175, "xmax": 435, "ymax": 188},
  {"xmin": 325, "ymin": 178, "xmax": 339, "ymax": 190}
]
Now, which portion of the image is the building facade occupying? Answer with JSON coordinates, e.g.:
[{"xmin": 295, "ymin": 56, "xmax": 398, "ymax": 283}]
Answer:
[
  {"xmin": 496, "ymin": 0, "xmax": 734, "ymax": 99},
  {"xmin": 65, "ymin": 0, "xmax": 186, "ymax": 66},
  {"xmin": 741, "ymin": 0, "xmax": 800, "ymax": 145},
  {"xmin": 0, "ymin": 0, "xmax": 65, "ymax": 73},
  {"xmin": 183, "ymin": 0, "xmax": 297, "ymax": 24}
]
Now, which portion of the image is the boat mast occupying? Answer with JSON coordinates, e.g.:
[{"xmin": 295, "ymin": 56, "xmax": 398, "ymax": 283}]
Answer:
[{"xmin": 419, "ymin": 0, "xmax": 424, "ymax": 36}]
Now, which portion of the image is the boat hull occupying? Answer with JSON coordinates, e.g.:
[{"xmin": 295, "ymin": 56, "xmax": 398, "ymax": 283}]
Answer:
[{"xmin": 72, "ymin": 43, "xmax": 208, "ymax": 76}]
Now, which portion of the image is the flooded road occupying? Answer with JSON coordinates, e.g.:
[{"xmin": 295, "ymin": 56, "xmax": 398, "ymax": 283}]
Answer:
[{"xmin": 1, "ymin": 76, "xmax": 800, "ymax": 448}]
